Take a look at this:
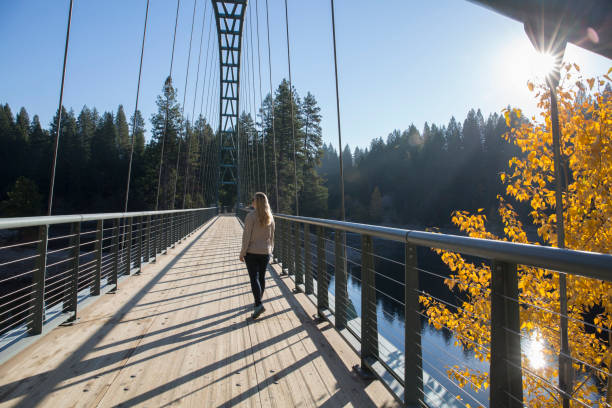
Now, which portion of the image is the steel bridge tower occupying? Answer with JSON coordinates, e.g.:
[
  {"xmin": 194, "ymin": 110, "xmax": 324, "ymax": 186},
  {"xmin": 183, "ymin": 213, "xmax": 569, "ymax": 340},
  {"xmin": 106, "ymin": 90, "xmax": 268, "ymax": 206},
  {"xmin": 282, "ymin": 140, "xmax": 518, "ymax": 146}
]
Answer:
[{"xmin": 212, "ymin": 0, "xmax": 247, "ymax": 207}]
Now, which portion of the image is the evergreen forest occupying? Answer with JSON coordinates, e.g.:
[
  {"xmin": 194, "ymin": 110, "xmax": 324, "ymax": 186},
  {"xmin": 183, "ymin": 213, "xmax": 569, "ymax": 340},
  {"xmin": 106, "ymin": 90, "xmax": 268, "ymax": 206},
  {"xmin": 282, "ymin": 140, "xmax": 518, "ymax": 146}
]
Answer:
[{"xmin": 1, "ymin": 76, "xmax": 522, "ymax": 232}]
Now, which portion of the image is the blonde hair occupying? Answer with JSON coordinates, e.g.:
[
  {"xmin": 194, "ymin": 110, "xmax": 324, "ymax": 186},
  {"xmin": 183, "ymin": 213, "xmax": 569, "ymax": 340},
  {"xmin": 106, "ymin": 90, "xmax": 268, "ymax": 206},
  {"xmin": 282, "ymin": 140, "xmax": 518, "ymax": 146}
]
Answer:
[{"xmin": 254, "ymin": 192, "xmax": 273, "ymax": 226}]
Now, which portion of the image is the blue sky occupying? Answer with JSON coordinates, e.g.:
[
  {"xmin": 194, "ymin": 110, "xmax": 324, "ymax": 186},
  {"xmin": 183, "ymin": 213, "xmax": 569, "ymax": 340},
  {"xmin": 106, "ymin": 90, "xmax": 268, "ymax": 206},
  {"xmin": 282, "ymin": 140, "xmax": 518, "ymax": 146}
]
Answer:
[{"xmin": 1, "ymin": 0, "xmax": 610, "ymax": 150}]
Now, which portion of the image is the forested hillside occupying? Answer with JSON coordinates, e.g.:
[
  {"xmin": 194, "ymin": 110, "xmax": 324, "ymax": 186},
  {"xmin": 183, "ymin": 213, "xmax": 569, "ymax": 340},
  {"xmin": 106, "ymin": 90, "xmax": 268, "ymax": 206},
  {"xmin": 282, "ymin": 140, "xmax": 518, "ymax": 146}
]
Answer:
[{"xmin": 317, "ymin": 109, "xmax": 523, "ymax": 229}]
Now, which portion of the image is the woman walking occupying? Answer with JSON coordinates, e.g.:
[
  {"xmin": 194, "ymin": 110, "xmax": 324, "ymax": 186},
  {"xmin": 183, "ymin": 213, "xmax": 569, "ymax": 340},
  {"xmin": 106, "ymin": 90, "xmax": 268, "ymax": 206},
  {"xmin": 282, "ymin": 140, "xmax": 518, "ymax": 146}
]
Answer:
[{"xmin": 240, "ymin": 192, "xmax": 275, "ymax": 319}]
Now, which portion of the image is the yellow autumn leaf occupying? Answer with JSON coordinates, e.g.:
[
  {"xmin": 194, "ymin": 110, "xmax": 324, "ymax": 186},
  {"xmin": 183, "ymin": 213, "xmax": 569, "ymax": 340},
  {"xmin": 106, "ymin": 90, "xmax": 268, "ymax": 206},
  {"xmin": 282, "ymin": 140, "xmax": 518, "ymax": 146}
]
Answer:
[{"xmin": 421, "ymin": 63, "xmax": 612, "ymax": 408}]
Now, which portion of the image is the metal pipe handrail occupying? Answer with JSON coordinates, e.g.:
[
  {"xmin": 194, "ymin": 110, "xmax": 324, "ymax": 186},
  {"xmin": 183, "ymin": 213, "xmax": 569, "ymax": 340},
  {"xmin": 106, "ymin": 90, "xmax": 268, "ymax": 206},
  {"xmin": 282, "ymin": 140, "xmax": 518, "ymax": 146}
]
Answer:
[
  {"xmin": 0, "ymin": 207, "xmax": 216, "ymax": 230},
  {"xmin": 273, "ymin": 213, "xmax": 612, "ymax": 283}
]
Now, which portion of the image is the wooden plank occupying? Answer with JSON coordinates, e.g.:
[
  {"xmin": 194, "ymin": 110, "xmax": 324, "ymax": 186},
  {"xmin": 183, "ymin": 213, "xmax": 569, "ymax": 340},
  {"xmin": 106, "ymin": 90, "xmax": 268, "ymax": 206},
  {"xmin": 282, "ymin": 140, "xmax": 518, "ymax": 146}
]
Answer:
[
  {"xmin": 0, "ymin": 216, "xmax": 399, "ymax": 408},
  {"xmin": 264, "ymin": 269, "xmax": 330, "ymax": 407}
]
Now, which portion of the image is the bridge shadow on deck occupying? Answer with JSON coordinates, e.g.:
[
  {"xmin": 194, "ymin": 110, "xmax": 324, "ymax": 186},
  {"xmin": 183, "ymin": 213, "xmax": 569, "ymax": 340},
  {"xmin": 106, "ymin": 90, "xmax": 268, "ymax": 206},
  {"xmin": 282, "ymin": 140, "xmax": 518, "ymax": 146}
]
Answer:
[{"xmin": 0, "ymin": 216, "xmax": 397, "ymax": 407}]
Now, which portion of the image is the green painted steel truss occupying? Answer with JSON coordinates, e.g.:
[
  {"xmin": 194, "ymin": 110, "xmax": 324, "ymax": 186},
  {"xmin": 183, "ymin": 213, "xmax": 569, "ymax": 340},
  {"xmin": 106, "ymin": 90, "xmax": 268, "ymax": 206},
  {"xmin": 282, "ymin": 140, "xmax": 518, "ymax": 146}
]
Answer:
[{"xmin": 212, "ymin": 0, "xmax": 247, "ymax": 199}]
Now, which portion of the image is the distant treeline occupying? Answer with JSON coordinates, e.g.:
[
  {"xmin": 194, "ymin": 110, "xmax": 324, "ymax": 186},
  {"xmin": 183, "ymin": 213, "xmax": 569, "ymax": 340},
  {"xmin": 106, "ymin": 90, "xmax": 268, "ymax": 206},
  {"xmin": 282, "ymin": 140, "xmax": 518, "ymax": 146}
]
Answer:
[
  {"xmin": 1, "ymin": 76, "xmax": 523, "ymax": 230},
  {"xmin": 0, "ymin": 77, "xmax": 220, "ymax": 216},
  {"xmin": 0, "ymin": 77, "xmax": 329, "ymax": 218},
  {"xmin": 317, "ymin": 109, "xmax": 523, "ymax": 229}
]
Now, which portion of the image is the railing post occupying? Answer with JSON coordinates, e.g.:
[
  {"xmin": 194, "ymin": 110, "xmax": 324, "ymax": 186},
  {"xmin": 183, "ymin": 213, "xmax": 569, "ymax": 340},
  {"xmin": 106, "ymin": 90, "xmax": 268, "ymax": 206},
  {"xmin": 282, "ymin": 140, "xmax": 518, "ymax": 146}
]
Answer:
[
  {"xmin": 317, "ymin": 226, "xmax": 328, "ymax": 314},
  {"xmin": 125, "ymin": 217, "xmax": 133, "ymax": 276},
  {"xmin": 361, "ymin": 234, "xmax": 378, "ymax": 370},
  {"xmin": 168, "ymin": 213, "xmax": 172, "ymax": 249},
  {"xmin": 30, "ymin": 224, "xmax": 48, "ymax": 335},
  {"xmin": 272, "ymin": 217, "xmax": 279, "ymax": 263},
  {"xmin": 176, "ymin": 212, "xmax": 181, "ymax": 244},
  {"xmin": 163, "ymin": 214, "xmax": 169, "ymax": 253},
  {"xmin": 289, "ymin": 222, "xmax": 296, "ymax": 275},
  {"xmin": 335, "ymin": 229, "xmax": 348, "ymax": 329},
  {"xmin": 294, "ymin": 223, "xmax": 303, "ymax": 289},
  {"xmin": 137, "ymin": 216, "xmax": 143, "ymax": 274},
  {"xmin": 490, "ymin": 260, "xmax": 523, "ymax": 408},
  {"xmin": 111, "ymin": 218, "xmax": 119, "ymax": 291},
  {"xmin": 281, "ymin": 220, "xmax": 288, "ymax": 275},
  {"xmin": 404, "ymin": 243, "xmax": 423, "ymax": 407},
  {"xmin": 179, "ymin": 212, "xmax": 184, "ymax": 241},
  {"xmin": 152, "ymin": 215, "xmax": 157, "ymax": 260},
  {"xmin": 64, "ymin": 221, "xmax": 80, "ymax": 321},
  {"xmin": 145, "ymin": 214, "xmax": 151, "ymax": 263},
  {"xmin": 304, "ymin": 224, "xmax": 313, "ymax": 294},
  {"xmin": 161, "ymin": 214, "xmax": 166, "ymax": 253},
  {"xmin": 92, "ymin": 219, "xmax": 102, "ymax": 296}
]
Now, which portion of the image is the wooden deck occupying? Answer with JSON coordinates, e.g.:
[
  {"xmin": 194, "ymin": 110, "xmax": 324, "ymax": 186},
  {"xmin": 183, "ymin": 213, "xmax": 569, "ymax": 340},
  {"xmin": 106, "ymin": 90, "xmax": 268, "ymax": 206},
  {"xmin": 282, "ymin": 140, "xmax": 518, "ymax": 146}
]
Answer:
[{"xmin": 0, "ymin": 216, "xmax": 398, "ymax": 407}]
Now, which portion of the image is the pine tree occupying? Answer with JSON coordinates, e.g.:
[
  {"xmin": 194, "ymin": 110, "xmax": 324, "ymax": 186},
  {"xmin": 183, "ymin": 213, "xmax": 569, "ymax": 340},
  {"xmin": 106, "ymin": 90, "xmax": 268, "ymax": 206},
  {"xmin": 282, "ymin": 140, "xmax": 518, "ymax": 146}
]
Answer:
[
  {"xmin": 15, "ymin": 107, "xmax": 30, "ymax": 142},
  {"xmin": 0, "ymin": 177, "xmax": 42, "ymax": 217},
  {"xmin": 369, "ymin": 186, "xmax": 382, "ymax": 222},
  {"xmin": 115, "ymin": 104, "xmax": 130, "ymax": 155},
  {"xmin": 149, "ymin": 76, "xmax": 183, "ymax": 209},
  {"xmin": 299, "ymin": 92, "xmax": 327, "ymax": 216}
]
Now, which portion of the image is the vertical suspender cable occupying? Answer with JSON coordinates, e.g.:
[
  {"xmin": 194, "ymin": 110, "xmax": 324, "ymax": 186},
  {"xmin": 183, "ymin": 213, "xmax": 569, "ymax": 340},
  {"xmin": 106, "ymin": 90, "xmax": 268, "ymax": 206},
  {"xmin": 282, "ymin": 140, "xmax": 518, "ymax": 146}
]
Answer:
[
  {"xmin": 255, "ymin": 0, "xmax": 267, "ymax": 196},
  {"xmin": 175, "ymin": 0, "xmax": 198, "ymax": 209},
  {"xmin": 196, "ymin": 11, "xmax": 214, "ymax": 204},
  {"xmin": 330, "ymin": 0, "xmax": 346, "ymax": 221},
  {"xmin": 248, "ymin": 7, "xmax": 260, "ymax": 191},
  {"xmin": 202, "ymin": 21, "xmax": 217, "ymax": 204},
  {"xmin": 124, "ymin": 0, "xmax": 150, "ymax": 213},
  {"xmin": 47, "ymin": 0, "xmax": 74, "ymax": 216},
  {"xmin": 246, "ymin": 15, "xmax": 257, "ymax": 194},
  {"xmin": 283, "ymin": 0, "xmax": 299, "ymax": 215},
  {"xmin": 184, "ymin": 0, "xmax": 208, "ymax": 208},
  {"xmin": 155, "ymin": 0, "xmax": 181, "ymax": 210},
  {"xmin": 265, "ymin": 0, "xmax": 279, "ymax": 212},
  {"xmin": 191, "ymin": 3, "xmax": 210, "ymax": 205}
]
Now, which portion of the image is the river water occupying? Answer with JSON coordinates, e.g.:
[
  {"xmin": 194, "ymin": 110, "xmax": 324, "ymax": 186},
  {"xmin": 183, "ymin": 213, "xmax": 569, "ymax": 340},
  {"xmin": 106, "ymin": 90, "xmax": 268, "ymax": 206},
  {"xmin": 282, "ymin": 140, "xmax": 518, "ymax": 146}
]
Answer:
[{"xmin": 318, "ymin": 232, "xmax": 490, "ymax": 407}]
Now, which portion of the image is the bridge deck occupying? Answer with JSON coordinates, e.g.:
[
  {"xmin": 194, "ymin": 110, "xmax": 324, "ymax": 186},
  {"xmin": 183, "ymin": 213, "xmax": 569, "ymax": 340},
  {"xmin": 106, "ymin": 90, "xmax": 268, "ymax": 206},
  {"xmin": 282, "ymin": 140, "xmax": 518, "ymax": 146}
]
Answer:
[{"xmin": 0, "ymin": 216, "xmax": 396, "ymax": 407}]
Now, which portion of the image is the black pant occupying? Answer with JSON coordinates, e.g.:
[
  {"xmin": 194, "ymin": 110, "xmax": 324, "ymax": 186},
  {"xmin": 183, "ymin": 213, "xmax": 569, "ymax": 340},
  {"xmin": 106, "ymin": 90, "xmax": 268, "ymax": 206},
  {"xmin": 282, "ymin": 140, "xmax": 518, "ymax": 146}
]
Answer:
[{"xmin": 245, "ymin": 253, "xmax": 270, "ymax": 306}]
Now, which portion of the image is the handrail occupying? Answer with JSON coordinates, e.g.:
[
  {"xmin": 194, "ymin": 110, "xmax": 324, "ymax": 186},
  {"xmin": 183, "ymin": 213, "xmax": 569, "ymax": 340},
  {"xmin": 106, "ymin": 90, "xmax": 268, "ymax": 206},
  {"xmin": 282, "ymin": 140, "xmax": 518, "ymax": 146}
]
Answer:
[
  {"xmin": 274, "ymin": 213, "xmax": 612, "ymax": 282},
  {"xmin": 253, "ymin": 209, "xmax": 612, "ymax": 407},
  {"xmin": 0, "ymin": 207, "xmax": 218, "ymax": 348},
  {"xmin": 0, "ymin": 207, "xmax": 217, "ymax": 230}
]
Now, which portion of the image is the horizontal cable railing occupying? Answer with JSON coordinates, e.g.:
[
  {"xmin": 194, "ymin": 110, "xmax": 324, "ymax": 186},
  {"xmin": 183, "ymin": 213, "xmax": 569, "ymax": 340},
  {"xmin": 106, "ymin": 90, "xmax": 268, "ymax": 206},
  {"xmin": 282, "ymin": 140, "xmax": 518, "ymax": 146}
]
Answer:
[
  {"xmin": 0, "ymin": 207, "xmax": 218, "ymax": 347},
  {"xmin": 237, "ymin": 208, "xmax": 612, "ymax": 408}
]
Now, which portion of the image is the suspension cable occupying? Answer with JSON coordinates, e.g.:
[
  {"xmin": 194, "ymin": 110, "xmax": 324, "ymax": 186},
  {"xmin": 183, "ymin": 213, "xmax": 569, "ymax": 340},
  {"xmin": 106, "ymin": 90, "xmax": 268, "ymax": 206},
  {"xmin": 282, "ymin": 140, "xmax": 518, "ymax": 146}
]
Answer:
[
  {"xmin": 174, "ymin": 0, "xmax": 198, "ymax": 210},
  {"xmin": 330, "ymin": 0, "xmax": 346, "ymax": 221},
  {"xmin": 184, "ymin": 0, "xmax": 208, "ymax": 208},
  {"xmin": 283, "ymin": 0, "xmax": 299, "ymax": 215},
  {"xmin": 255, "ymin": 0, "xmax": 267, "ymax": 196},
  {"xmin": 192, "ymin": 3, "xmax": 212, "ymax": 205},
  {"xmin": 47, "ymin": 0, "xmax": 74, "ymax": 216},
  {"xmin": 265, "ymin": 0, "xmax": 279, "ymax": 212},
  {"xmin": 155, "ymin": 0, "xmax": 181, "ymax": 210},
  {"xmin": 248, "ymin": 5, "xmax": 261, "ymax": 192},
  {"xmin": 200, "ymin": 19, "xmax": 216, "ymax": 204},
  {"xmin": 194, "ymin": 11, "xmax": 212, "ymax": 205},
  {"xmin": 123, "ymin": 0, "xmax": 150, "ymax": 213}
]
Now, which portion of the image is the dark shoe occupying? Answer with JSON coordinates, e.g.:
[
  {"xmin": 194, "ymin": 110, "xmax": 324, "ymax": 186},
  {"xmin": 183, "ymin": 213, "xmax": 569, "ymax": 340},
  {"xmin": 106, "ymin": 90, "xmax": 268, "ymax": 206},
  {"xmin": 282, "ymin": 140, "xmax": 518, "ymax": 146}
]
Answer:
[{"xmin": 252, "ymin": 304, "xmax": 265, "ymax": 319}]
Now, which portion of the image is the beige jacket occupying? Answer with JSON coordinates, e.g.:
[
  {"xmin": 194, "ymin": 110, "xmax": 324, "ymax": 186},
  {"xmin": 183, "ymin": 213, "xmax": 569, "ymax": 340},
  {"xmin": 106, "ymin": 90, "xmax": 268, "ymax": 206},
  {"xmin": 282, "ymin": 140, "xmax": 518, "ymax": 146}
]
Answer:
[{"xmin": 240, "ymin": 210, "xmax": 275, "ymax": 257}]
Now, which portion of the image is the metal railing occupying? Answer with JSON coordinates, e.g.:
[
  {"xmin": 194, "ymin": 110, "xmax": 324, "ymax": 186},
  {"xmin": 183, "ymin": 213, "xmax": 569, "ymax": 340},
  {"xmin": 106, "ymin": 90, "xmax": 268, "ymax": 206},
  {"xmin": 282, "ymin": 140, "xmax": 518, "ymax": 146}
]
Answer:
[
  {"xmin": 237, "ymin": 208, "xmax": 612, "ymax": 408},
  {"xmin": 0, "ymin": 207, "xmax": 217, "ymax": 345}
]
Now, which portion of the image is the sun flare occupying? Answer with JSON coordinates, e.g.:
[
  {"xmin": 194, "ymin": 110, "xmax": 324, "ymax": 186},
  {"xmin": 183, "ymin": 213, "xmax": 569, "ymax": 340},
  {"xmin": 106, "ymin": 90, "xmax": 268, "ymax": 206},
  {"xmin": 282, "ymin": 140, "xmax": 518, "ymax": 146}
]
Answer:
[{"xmin": 530, "ymin": 52, "xmax": 557, "ymax": 78}]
